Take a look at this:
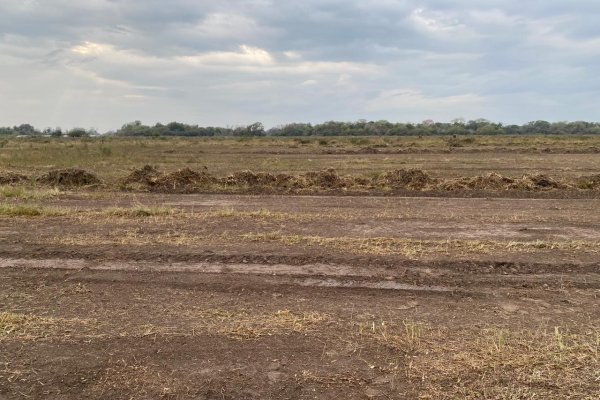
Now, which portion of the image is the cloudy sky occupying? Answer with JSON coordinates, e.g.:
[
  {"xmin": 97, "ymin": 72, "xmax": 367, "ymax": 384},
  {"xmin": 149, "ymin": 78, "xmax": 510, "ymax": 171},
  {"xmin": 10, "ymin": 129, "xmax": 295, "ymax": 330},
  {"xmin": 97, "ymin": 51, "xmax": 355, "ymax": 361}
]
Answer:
[{"xmin": 1, "ymin": 1, "xmax": 599, "ymax": 131}]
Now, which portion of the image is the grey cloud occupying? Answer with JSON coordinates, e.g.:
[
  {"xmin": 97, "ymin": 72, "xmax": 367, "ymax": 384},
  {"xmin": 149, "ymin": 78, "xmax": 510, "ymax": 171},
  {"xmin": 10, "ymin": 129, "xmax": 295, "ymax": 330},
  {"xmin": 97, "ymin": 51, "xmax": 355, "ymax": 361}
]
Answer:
[{"xmin": 0, "ymin": 0, "xmax": 599, "ymax": 131}]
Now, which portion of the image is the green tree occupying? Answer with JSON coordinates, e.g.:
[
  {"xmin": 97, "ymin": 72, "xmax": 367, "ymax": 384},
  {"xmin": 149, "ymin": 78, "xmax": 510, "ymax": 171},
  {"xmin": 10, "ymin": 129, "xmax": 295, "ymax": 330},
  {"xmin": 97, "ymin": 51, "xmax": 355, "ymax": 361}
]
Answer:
[{"xmin": 66, "ymin": 128, "xmax": 89, "ymax": 137}]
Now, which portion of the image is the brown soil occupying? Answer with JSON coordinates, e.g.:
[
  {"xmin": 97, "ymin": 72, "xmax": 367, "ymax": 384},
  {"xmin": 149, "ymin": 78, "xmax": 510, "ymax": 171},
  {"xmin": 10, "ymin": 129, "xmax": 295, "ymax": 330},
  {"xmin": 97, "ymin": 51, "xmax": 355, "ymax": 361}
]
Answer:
[
  {"xmin": 6, "ymin": 166, "xmax": 600, "ymax": 196},
  {"xmin": 37, "ymin": 168, "xmax": 100, "ymax": 187},
  {"xmin": 152, "ymin": 167, "xmax": 216, "ymax": 193},
  {"xmin": 438, "ymin": 172, "xmax": 565, "ymax": 191},
  {"xmin": 120, "ymin": 164, "xmax": 161, "ymax": 187},
  {"xmin": 379, "ymin": 168, "xmax": 437, "ymax": 190},
  {"xmin": 303, "ymin": 168, "xmax": 345, "ymax": 189},
  {"xmin": 225, "ymin": 170, "xmax": 280, "ymax": 186},
  {"xmin": 0, "ymin": 193, "xmax": 599, "ymax": 399},
  {"xmin": 115, "ymin": 166, "xmax": 600, "ymax": 195}
]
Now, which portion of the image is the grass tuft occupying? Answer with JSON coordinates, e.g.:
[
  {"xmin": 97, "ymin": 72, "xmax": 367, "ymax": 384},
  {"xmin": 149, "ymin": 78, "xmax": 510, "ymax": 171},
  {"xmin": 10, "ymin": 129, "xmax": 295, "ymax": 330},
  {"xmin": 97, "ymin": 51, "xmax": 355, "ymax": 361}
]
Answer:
[
  {"xmin": 105, "ymin": 205, "xmax": 178, "ymax": 217},
  {"xmin": 0, "ymin": 186, "xmax": 61, "ymax": 200},
  {"xmin": 0, "ymin": 312, "xmax": 29, "ymax": 336},
  {"xmin": 0, "ymin": 203, "xmax": 66, "ymax": 217}
]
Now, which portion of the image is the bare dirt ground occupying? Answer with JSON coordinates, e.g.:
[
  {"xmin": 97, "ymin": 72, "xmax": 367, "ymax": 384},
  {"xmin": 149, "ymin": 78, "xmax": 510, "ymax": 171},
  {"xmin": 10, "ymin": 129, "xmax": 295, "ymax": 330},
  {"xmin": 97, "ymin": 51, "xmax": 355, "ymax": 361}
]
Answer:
[{"xmin": 1, "ymin": 193, "xmax": 599, "ymax": 399}]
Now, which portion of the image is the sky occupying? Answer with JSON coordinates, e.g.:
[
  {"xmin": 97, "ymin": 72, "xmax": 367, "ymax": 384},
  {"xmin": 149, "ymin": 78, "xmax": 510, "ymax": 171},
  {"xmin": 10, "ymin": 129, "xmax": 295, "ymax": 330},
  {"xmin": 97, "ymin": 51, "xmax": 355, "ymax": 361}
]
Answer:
[{"xmin": 1, "ymin": 0, "xmax": 600, "ymax": 131}]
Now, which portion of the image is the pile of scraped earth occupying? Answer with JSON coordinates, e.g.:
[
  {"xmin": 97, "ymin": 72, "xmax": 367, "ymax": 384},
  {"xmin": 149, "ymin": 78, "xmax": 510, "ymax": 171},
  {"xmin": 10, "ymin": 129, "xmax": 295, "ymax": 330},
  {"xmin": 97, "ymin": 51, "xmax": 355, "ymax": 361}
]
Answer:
[
  {"xmin": 0, "ymin": 168, "xmax": 100, "ymax": 187},
  {"xmin": 2, "ymin": 166, "xmax": 600, "ymax": 194},
  {"xmin": 118, "ymin": 165, "xmax": 600, "ymax": 194}
]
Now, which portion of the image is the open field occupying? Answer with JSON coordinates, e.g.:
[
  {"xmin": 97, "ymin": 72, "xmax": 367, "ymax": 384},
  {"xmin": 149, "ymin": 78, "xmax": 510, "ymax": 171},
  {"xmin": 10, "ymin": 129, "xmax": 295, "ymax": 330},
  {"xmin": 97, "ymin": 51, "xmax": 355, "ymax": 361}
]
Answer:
[
  {"xmin": 1, "ymin": 136, "xmax": 600, "ymax": 181},
  {"xmin": 1, "ymin": 137, "xmax": 600, "ymax": 200},
  {"xmin": 1, "ymin": 136, "xmax": 599, "ymax": 399}
]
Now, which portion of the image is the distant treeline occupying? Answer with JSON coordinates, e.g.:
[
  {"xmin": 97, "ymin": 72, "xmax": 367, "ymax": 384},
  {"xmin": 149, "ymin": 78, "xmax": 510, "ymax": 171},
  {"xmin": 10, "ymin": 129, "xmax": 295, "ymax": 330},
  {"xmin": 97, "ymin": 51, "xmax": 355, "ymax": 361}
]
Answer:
[
  {"xmin": 0, "ymin": 124, "xmax": 96, "ymax": 138},
  {"xmin": 3, "ymin": 119, "xmax": 600, "ymax": 137}
]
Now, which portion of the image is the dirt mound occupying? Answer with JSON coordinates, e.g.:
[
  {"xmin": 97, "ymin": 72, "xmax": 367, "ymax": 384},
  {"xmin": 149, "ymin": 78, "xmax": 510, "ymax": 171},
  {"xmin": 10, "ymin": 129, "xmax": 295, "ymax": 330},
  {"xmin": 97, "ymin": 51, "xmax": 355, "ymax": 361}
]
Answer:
[
  {"xmin": 121, "ymin": 165, "xmax": 160, "ymax": 186},
  {"xmin": 223, "ymin": 170, "xmax": 349, "ymax": 191},
  {"xmin": 304, "ymin": 168, "xmax": 345, "ymax": 189},
  {"xmin": 38, "ymin": 169, "xmax": 100, "ymax": 187},
  {"xmin": 152, "ymin": 168, "xmax": 216, "ymax": 193},
  {"xmin": 358, "ymin": 146, "xmax": 381, "ymax": 154},
  {"xmin": 439, "ymin": 172, "xmax": 566, "ymax": 191},
  {"xmin": 439, "ymin": 173, "xmax": 515, "ymax": 191},
  {"xmin": 0, "ymin": 172, "xmax": 29, "ymax": 185},
  {"xmin": 514, "ymin": 174, "xmax": 565, "ymax": 190},
  {"xmin": 224, "ymin": 170, "xmax": 278, "ymax": 186},
  {"xmin": 380, "ymin": 169, "xmax": 435, "ymax": 190},
  {"xmin": 110, "ymin": 168, "xmax": 597, "ymax": 194}
]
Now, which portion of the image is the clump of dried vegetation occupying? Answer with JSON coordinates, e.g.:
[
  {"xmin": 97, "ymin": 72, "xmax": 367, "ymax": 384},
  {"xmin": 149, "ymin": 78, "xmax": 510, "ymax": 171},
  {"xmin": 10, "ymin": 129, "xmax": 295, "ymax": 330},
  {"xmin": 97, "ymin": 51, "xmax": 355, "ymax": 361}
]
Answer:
[
  {"xmin": 354, "ymin": 319, "xmax": 599, "ymax": 399},
  {"xmin": 0, "ymin": 172, "xmax": 29, "ymax": 185},
  {"xmin": 0, "ymin": 311, "xmax": 95, "ymax": 340},
  {"xmin": 117, "ymin": 165, "xmax": 600, "ymax": 194},
  {"xmin": 37, "ymin": 168, "xmax": 100, "ymax": 187},
  {"xmin": 2, "ymin": 165, "xmax": 600, "ymax": 194}
]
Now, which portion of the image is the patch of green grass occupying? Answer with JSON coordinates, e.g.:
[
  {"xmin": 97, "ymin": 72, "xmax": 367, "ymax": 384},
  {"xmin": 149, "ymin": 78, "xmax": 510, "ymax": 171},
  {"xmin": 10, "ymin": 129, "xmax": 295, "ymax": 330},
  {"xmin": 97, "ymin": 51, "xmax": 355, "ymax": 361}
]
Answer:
[
  {"xmin": 0, "ymin": 203, "xmax": 66, "ymax": 217},
  {"xmin": 105, "ymin": 205, "xmax": 178, "ymax": 217}
]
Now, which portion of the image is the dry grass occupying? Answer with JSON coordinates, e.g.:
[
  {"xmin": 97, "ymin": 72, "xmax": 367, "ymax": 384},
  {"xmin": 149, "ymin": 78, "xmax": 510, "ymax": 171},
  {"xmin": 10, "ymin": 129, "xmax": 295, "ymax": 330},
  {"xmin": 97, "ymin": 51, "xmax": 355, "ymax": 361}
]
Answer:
[
  {"xmin": 0, "ymin": 311, "xmax": 96, "ymax": 340},
  {"xmin": 57, "ymin": 230, "xmax": 219, "ymax": 246},
  {"xmin": 0, "ymin": 202, "xmax": 329, "ymax": 222},
  {"xmin": 240, "ymin": 232, "xmax": 600, "ymax": 257},
  {"xmin": 299, "ymin": 370, "xmax": 368, "ymax": 386},
  {"xmin": 414, "ymin": 327, "xmax": 599, "ymax": 399},
  {"xmin": 193, "ymin": 309, "xmax": 328, "ymax": 339},
  {"xmin": 352, "ymin": 318, "xmax": 600, "ymax": 399},
  {"xmin": 135, "ymin": 309, "xmax": 328, "ymax": 340},
  {"xmin": 357, "ymin": 319, "xmax": 427, "ymax": 352},
  {"xmin": 2, "ymin": 136, "xmax": 600, "ymax": 182},
  {"xmin": 3, "ymin": 199, "xmax": 598, "ymax": 229},
  {"xmin": 46, "ymin": 229, "xmax": 600, "ymax": 258},
  {"xmin": 0, "ymin": 312, "xmax": 30, "ymax": 336},
  {"xmin": 2, "ymin": 309, "xmax": 597, "ymax": 398},
  {"xmin": 1, "ymin": 308, "xmax": 327, "ymax": 341},
  {"xmin": 206, "ymin": 207, "xmax": 317, "ymax": 221}
]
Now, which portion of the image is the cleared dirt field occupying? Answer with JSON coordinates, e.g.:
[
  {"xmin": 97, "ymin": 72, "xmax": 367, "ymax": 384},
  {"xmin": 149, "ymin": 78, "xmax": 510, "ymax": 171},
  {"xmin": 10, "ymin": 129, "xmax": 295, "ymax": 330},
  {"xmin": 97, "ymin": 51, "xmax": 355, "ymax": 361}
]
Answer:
[
  {"xmin": 1, "ymin": 136, "xmax": 599, "ymax": 399},
  {"xmin": 1, "ymin": 194, "xmax": 599, "ymax": 399}
]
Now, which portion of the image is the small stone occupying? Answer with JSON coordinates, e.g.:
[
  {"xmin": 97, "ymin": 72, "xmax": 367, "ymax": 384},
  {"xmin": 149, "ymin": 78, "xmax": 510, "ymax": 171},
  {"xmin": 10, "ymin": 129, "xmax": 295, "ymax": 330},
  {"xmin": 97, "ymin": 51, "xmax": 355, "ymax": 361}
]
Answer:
[
  {"xmin": 268, "ymin": 361, "xmax": 281, "ymax": 371},
  {"xmin": 365, "ymin": 387, "xmax": 383, "ymax": 398},
  {"xmin": 396, "ymin": 301, "xmax": 419, "ymax": 310},
  {"xmin": 373, "ymin": 375, "xmax": 393, "ymax": 385},
  {"xmin": 500, "ymin": 303, "xmax": 519, "ymax": 313},
  {"xmin": 267, "ymin": 371, "xmax": 284, "ymax": 383}
]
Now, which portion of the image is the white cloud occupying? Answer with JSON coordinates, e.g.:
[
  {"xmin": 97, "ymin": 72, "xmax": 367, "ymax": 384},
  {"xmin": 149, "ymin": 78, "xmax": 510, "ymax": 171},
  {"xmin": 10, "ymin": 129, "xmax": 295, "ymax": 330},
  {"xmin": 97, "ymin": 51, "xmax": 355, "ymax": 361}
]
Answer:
[
  {"xmin": 409, "ymin": 8, "xmax": 465, "ymax": 34},
  {"xmin": 284, "ymin": 51, "xmax": 301, "ymax": 60},
  {"xmin": 176, "ymin": 12, "xmax": 277, "ymax": 44},
  {"xmin": 524, "ymin": 19, "xmax": 600, "ymax": 54},
  {"xmin": 178, "ymin": 45, "xmax": 274, "ymax": 66},
  {"xmin": 367, "ymin": 88, "xmax": 485, "ymax": 112},
  {"xmin": 469, "ymin": 9, "xmax": 521, "ymax": 27},
  {"xmin": 71, "ymin": 41, "xmax": 112, "ymax": 56}
]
